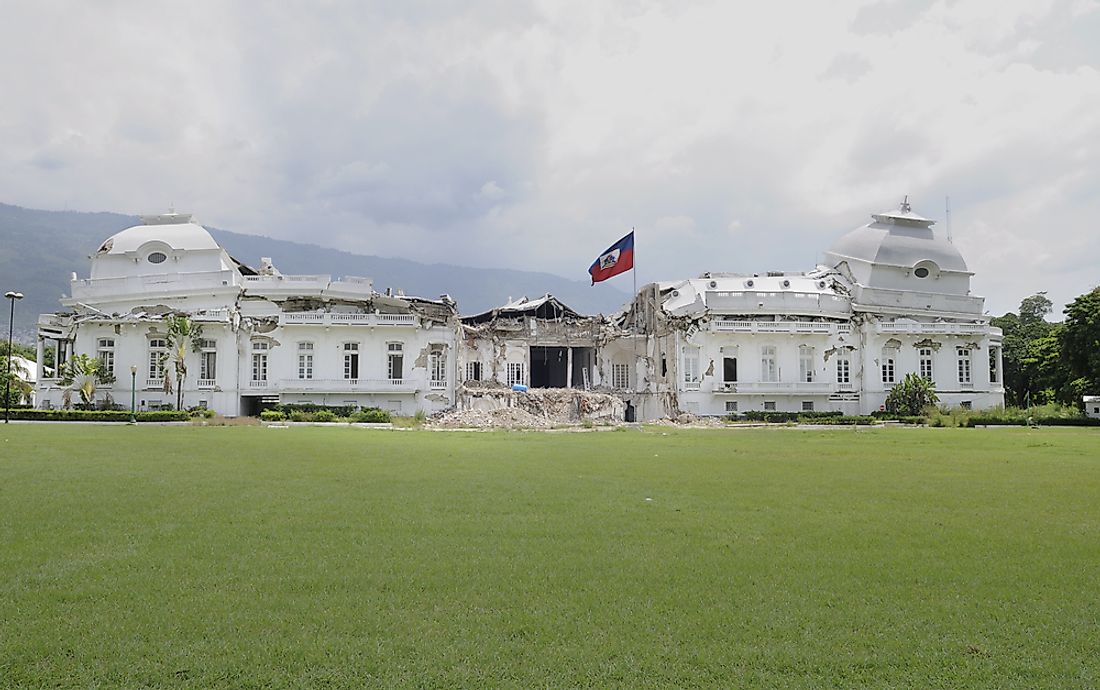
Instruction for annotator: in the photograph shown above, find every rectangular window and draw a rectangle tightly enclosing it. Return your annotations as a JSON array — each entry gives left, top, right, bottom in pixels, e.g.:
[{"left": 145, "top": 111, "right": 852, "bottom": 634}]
[
  {"left": 198, "top": 339, "right": 217, "bottom": 382},
  {"left": 723, "top": 357, "right": 738, "bottom": 382},
  {"left": 344, "top": 342, "right": 359, "bottom": 380},
  {"left": 298, "top": 342, "right": 314, "bottom": 380},
  {"left": 960, "top": 400, "right": 972, "bottom": 410},
  {"left": 919, "top": 348, "right": 934, "bottom": 381},
  {"left": 725, "top": 400, "right": 738, "bottom": 413},
  {"left": 251, "top": 353, "right": 267, "bottom": 382},
  {"left": 465, "top": 361, "right": 482, "bottom": 382},
  {"left": 387, "top": 342, "right": 403, "bottom": 381},
  {"left": 799, "top": 346, "right": 814, "bottom": 383},
  {"left": 836, "top": 356, "right": 850, "bottom": 385},
  {"left": 957, "top": 347, "right": 972, "bottom": 384},
  {"left": 682, "top": 346, "right": 700, "bottom": 386},
  {"left": 429, "top": 349, "right": 446, "bottom": 388},
  {"left": 802, "top": 401, "right": 814, "bottom": 412},
  {"left": 989, "top": 347, "right": 1000, "bottom": 383},
  {"left": 507, "top": 362, "right": 526, "bottom": 387},
  {"left": 148, "top": 338, "right": 167, "bottom": 380},
  {"left": 881, "top": 349, "right": 896, "bottom": 384},
  {"left": 97, "top": 337, "right": 115, "bottom": 377},
  {"left": 761, "top": 346, "right": 777, "bottom": 382},
  {"left": 200, "top": 351, "right": 217, "bottom": 381},
  {"left": 763, "top": 401, "right": 776, "bottom": 411},
  {"left": 611, "top": 363, "right": 630, "bottom": 390}
]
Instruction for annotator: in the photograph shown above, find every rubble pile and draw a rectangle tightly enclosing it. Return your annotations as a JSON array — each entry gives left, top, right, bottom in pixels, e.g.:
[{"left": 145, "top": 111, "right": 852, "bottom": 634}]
[
  {"left": 431, "top": 407, "right": 554, "bottom": 429},
  {"left": 435, "top": 386, "right": 628, "bottom": 428}
]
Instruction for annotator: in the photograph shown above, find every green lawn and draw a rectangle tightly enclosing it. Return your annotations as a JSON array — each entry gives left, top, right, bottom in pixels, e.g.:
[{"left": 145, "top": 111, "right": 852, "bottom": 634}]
[{"left": 1, "top": 424, "right": 1098, "bottom": 688}]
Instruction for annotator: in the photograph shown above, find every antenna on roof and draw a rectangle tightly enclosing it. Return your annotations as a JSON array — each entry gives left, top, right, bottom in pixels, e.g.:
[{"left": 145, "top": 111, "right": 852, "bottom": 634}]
[
  {"left": 946, "top": 196, "right": 952, "bottom": 243},
  {"left": 900, "top": 195, "right": 911, "bottom": 213}
]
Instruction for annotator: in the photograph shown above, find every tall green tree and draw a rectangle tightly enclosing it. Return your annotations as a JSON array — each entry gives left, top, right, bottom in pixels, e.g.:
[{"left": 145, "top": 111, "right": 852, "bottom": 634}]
[
  {"left": 1061, "top": 286, "right": 1100, "bottom": 400},
  {"left": 991, "top": 292, "right": 1065, "bottom": 406},
  {"left": 1, "top": 340, "right": 36, "bottom": 361}
]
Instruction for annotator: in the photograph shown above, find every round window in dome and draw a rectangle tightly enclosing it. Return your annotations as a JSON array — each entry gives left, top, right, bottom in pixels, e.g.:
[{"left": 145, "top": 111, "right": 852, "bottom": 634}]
[
  {"left": 147, "top": 252, "right": 167, "bottom": 264},
  {"left": 914, "top": 267, "right": 930, "bottom": 278}
]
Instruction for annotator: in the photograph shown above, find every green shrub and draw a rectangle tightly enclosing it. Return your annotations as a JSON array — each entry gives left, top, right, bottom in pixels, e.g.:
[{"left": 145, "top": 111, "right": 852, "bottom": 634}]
[
  {"left": 349, "top": 408, "right": 391, "bottom": 423},
  {"left": 885, "top": 373, "right": 939, "bottom": 416},
  {"left": 276, "top": 403, "right": 357, "bottom": 418},
  {"left": 260, "top": 409, "right": 286, "bottom": 422},
  {"left": 964, "top": 414, "right": 1099, "bottom": 427},
  {"left": 743, "top": 410, "right": 843, "bottom": 422},
  {"left": 313, "top": 410, "right": 337, "bottom": 423},
  {"left": 288, "top": 411, "right": 312, "bottom": 422},
  {"left": 809, "top": 415, "right": 877, "bottom": 425}
]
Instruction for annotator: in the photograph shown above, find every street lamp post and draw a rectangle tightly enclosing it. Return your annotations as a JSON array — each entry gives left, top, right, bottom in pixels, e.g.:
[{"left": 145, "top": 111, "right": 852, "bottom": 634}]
[
  {"left": 4, "top": 291, "right": 25, "bottom": 424},
  {"left": 130, "top": 365, "right": 138, "bottom": 424}
]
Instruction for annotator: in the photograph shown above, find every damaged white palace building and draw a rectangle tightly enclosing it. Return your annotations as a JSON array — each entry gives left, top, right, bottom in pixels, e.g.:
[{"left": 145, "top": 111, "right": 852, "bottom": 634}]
[{"left": 34, "top": 201, "right": 1004, "bottom": 419}]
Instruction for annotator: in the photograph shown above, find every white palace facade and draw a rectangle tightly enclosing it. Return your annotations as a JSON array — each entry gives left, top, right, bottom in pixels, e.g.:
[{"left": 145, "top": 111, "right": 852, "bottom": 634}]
[{"left": 33, "top": 201, "right": 1003, "bottom": 418}]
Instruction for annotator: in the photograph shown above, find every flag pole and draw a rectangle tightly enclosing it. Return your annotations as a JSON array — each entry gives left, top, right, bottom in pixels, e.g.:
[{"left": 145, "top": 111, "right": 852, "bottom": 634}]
[{"left": 631, "top": 227, "right": 639, "bottom": 399}]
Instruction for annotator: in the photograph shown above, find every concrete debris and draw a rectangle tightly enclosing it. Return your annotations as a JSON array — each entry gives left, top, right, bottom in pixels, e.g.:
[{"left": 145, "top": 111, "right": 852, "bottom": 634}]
[
  {"left": 435, "top": 386, "right": 628, "bottom": 428},
  {"left": 431, "top": 407, "right": 556, "bottom": 429}
]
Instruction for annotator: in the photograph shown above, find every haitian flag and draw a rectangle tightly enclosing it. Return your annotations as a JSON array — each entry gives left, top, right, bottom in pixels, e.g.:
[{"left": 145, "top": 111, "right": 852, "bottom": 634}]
[{"left": 589, "top": 231, "right": 635, "bottom": 284}]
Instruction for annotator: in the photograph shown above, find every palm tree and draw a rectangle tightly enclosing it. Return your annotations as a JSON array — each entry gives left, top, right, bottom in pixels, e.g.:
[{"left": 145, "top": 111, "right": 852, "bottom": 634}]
[
  {"left": 165, "top": 314, "right": 204, "bottom": 411},
  {"left": 59, "top": 353, "right": 103, "bottom": 409}
]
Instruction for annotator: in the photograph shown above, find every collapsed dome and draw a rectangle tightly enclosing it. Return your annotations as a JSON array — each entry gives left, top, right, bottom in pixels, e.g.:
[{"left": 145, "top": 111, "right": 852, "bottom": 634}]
[{"left": 96, "top": 213, "right": 220, "bottom": 256}]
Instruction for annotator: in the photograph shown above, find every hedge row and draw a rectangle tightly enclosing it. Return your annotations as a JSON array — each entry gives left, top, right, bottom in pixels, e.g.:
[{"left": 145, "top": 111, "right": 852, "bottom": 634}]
[
  {"left": 260, "top": 407, "right": 392, "bottom": 423},
  {"left": 7, "top": 409, "right": 190, "bottom": 422},
  {"left": 965, "top": 415, "right": 1100, "bottom": 427},
  {"left": 272, "top": 403, "right": 359, "bottom": 418},
  {"left": 741, "top": 410, "right": 844, "bottom": 423},
  {"left": 731, "top": 412, "right": 886, "bottom": 425}
]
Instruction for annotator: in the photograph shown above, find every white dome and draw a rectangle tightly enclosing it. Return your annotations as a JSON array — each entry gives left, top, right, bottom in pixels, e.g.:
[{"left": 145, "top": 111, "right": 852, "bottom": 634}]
[
  {"left": 97, "top": 214, "right": 219, "bottom": 255},
  {"left": 825, "top": 202, "right": 968, "bottom": 273}
]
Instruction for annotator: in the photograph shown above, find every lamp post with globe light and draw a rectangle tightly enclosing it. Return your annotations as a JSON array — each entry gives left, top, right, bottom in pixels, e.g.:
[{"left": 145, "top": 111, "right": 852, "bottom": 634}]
[{"left": 4, "top": 291, "right": 24, "bottom": 424}]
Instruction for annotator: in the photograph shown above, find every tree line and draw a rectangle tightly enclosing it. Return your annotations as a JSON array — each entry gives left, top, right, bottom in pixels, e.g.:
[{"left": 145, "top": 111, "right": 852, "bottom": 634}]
[{"left": 992, "top": 287, "right": 1100, "bottom": 407}]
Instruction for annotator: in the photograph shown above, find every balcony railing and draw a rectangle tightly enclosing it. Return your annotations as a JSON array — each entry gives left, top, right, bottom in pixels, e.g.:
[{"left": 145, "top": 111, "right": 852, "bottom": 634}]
[
  {"left": 706, "top": 291, "right": 851, "bottom": 316},
  {"left": 712, "top": 320, "right": 850, "bottom": 334},
  {"left": 145, "top": 378, "right": 164, "bottom": 389},
  {"left": 197, "top": 379, "right": 217, "bottom": 389},
  {"left": 248, "top": 380, "right": 269, "bottom": 388},
  {"left": 876, "top": 322, "right": 989, "bottom": 335},
  {"left": 279, "top": 378, "right": 418, "bottom": 393},
  {"left": 720, "top": 381, "right": 835, "bottom": 393},
  {"left": 279, "top": 312, "right": 419, "bottom": 327},
  {"left": 855, "top": 287, "right": 984, "bottom": 315}
]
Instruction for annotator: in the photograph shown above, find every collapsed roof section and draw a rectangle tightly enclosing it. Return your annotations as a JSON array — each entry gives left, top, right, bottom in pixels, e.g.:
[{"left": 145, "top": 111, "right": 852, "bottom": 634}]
[{"left": 461, "top": 294, "right": 583, "bottom": 325}]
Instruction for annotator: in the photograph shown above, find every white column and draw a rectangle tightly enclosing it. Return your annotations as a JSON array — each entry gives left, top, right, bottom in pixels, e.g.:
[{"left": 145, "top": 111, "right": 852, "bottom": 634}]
[
  {"left": 566, "top": 347, "right": 573, "bottom": 389},
  {"left": 36, "top": 337, "right": 45, "bottom": 380}
]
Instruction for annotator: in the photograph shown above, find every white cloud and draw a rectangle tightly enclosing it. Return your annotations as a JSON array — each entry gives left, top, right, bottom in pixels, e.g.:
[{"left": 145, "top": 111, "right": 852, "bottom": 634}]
[{"left": 0, "top": 0, "right": 1097, "bottom": 313}]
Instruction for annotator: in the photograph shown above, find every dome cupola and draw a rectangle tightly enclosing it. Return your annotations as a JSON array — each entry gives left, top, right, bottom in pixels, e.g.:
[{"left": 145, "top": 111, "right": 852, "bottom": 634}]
[{"left": 823, "top": 198, "right": 981, "bottom": 315}]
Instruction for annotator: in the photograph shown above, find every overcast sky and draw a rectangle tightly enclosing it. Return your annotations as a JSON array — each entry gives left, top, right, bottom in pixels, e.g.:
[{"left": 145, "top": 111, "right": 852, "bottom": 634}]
[{"left": 2, "top": 0, "right": 1098, "bottom": 315}]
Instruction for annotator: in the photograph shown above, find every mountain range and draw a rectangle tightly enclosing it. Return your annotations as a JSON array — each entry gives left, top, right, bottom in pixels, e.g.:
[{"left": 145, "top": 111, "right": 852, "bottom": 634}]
[{"left": 0, "top": 202, "right": 630, "bottom": 340}]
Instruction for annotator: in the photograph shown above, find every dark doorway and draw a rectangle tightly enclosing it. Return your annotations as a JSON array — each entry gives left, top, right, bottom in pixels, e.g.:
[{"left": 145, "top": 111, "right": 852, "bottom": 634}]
[
  {"left": 723, "top": 357, "right": 738, "bottom": 382},
  {"left": 240, "top": 396, "right": 262, "bottom": 417},
  {"left": 570, "top": 347, "right": 594, "bottom": 388},
  {"left": 530, "top": 346, "right": 568, "bottom": 388}
]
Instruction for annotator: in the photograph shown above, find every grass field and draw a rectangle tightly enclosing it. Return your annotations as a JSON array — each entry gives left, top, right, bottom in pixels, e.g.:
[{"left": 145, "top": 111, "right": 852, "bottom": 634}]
[{"left": 1, "top": 424, "right": 1098, "bottom": 688}]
